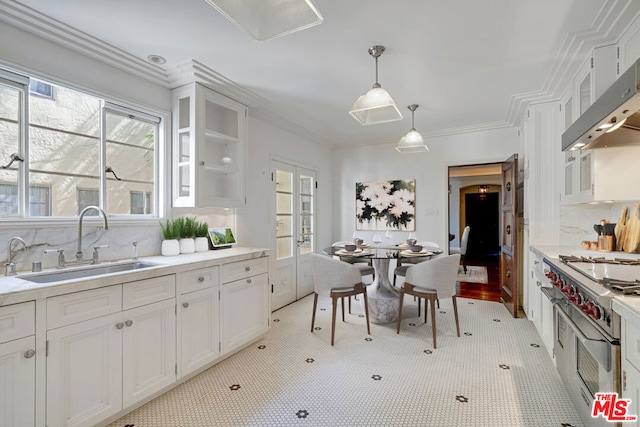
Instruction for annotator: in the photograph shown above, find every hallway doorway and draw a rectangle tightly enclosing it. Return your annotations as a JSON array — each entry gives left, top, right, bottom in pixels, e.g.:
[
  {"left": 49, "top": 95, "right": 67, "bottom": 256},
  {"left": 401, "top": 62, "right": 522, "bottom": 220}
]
[{"left": 448, "top": 164, "right": 502, "bottom": 302}]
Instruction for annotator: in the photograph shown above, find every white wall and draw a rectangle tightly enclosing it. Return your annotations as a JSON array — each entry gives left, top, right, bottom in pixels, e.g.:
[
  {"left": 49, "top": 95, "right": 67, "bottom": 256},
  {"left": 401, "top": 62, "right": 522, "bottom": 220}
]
[
  {"left": 236, "top": 116, "right": 333, "bottom": 251},
  {"left": 333, "top": 127, "right": 521, "bottom": 251}
]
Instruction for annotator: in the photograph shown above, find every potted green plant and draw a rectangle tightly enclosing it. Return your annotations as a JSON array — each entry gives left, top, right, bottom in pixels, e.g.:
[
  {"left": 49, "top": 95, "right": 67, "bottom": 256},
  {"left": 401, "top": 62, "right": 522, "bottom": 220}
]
[
  {"left": 178, "top": 216, "right": 197, "bottom": 254},
  {"left": 159, "top": 219, "right": 180, "bottom": 256},
  {"left": 195, "top": 221, "right": 210, "bottom": 252}
]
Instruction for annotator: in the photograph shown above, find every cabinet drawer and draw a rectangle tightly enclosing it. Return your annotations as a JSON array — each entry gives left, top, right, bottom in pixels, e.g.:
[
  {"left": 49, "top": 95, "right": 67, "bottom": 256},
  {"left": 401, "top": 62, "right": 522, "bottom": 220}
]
[
  {"left": 47, "top": 285, "right": 122, "bottom": 329},
  {"left": 221, "top": 257, "right": 268, "bottom": 284},
  {"left": 178, "top": 266, "right": 219, "bottom": 294},
  {"left": 123, "top": 274, "right": 176, "bottom": 310},
  {"left": 625, "top": 318, "right": 640, "bottom": 372},
  {"left": 0, "top": 301, "right": 35, "bottom": 343}
]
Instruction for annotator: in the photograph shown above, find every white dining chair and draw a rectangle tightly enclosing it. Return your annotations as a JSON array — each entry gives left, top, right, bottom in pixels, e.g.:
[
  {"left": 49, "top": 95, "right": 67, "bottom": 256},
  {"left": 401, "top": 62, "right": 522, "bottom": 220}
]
[
  {"left": 393, "top": 241, "right": 440, "bottom": 287},
  {"left": 309, "top": 253, "right": 371, "bottom": 345},
  {"left": 450, "top": 226, "right": 470, "bottom": 273},
  {"left": 396, "top": 254, "right": 461, "bottom": 349}
]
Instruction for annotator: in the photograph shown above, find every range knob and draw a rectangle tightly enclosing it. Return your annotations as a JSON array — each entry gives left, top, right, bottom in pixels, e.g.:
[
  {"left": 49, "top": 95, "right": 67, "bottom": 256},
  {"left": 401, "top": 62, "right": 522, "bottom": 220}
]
[
  {"left": 546, "top": 271, "right": 557, "bottom": 281},
  {"left": 589, "top": 304, "right": 602, "bottom": 321},
  {"left": 581, "top": 300, "right": 593, "bottom": 313},
  {"left": 569, "top": 292, "right": 583, "bottom": 305},
  {"left": 554, "top": 279, "right": 563, "bottom": 288}
]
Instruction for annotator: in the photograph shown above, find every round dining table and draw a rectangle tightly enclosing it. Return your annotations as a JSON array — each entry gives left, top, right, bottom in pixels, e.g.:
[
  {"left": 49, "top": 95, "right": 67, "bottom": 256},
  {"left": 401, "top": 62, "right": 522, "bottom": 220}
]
[{"left": 323, "top": 244, "right": 442, "bottom": 324}]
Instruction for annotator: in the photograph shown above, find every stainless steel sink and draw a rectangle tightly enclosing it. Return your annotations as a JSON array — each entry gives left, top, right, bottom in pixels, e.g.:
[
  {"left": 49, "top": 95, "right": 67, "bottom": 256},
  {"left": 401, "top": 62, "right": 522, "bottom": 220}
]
[{"left": 20, "top": 261, "right": 159, "bottom": 283}]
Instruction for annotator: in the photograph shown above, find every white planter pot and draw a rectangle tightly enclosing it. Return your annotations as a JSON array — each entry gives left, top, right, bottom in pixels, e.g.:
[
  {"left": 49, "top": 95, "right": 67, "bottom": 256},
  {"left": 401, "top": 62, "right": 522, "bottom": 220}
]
[
  {"left": 195, "top": 237, "right": 209, "bottom": 252},
  {"left": 161, "top": 239, "right": 180, "bottom": 256},
  {"left": 179, "top": 238, "right": 195, "bottom": 254}
]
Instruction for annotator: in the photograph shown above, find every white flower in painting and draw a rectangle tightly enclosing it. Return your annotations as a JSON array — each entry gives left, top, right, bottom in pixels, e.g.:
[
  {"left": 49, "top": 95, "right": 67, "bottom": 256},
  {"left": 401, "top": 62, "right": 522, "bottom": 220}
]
[
  {"left": 394, "top": 188, "right": 414, "bottom": 204},
  {"left": 389, "top": 197, "right": 412, "bottom": 218}
]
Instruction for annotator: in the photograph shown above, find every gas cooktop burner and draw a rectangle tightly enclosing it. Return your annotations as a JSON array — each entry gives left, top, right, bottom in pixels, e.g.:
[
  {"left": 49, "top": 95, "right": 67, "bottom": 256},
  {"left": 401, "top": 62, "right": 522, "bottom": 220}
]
[
  {"left": 559, "top": 255, "right": 640, "bottom": 265},
  {"left": 602, "top": 278, "right": 640, "bottom": 295}
]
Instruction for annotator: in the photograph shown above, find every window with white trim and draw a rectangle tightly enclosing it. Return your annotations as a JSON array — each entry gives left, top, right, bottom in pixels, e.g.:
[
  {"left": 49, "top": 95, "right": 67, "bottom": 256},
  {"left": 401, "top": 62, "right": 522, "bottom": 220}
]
[{"left": 0, "top": 68, "right": 161, "bottom": 219}]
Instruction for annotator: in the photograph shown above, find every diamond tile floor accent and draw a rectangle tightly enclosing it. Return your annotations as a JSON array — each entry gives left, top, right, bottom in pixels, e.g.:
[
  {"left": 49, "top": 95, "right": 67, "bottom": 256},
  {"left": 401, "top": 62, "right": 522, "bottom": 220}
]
[{"left": 109, "top": 294, "right": 585, "bottom": 426}]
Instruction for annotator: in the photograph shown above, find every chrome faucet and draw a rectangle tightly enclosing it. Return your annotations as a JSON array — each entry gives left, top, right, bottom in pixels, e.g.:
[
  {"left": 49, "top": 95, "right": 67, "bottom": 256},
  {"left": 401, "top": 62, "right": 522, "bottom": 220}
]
[
  {"left": 74, "top": 205, "right": 109, "bottom": 263},
  {"left": 5, "top": 237, "right": 27, "bottom": 276}
]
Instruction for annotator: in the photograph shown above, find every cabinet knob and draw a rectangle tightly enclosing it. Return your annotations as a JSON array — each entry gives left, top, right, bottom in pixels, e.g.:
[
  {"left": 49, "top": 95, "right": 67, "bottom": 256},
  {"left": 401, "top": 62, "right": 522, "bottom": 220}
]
[
  {"left": 199, "top": 160, "right": 205, "bottom": 166},
  {"left": 534, "top": 260, "right": 539, "bottom": 265},
  {"left": 198, "top": 276, "right": 205, "bottom": 283},
  {"left": 246, "top": 278, "right": 252, "bottom": 284},
  {"left": 116, "top": 322, "right": 124, "bottom": 329},
  {"left": 183, "top": 302, "right": 190, "bottom": 308},
  {"left": 23, "top": 349, "right": 35, "bottom": 359},
  {"left": 125, "top": 319, "right": 133, "bottom": 327},
  {"left": 506, "top": 268, "right": 511, "bottom": 278},
  {"left": 245, "top": 266, "right": 251, "bottom": 272}
]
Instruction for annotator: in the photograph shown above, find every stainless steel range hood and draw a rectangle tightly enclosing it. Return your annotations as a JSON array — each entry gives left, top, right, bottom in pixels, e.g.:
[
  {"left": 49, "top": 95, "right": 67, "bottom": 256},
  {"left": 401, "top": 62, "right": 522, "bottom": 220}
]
[{"left": 562, "top": 58, "right": 640, "bottom": 151}]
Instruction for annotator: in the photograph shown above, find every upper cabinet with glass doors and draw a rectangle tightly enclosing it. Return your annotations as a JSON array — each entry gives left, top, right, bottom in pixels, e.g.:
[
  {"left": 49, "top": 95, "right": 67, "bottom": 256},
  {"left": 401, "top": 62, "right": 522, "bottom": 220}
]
[
  {"left": 562, "top": 44, "right": 617, "bottom": 204},
  {"left": 171, "top": 83, "right": 247, "bottom": 208}
]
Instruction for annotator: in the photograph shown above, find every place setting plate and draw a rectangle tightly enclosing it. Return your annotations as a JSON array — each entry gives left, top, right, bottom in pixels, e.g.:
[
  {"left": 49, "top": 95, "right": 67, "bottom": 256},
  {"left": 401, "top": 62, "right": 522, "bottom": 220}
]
[{"left": 400, "top": 249, "right": 433, "bottom": 257}]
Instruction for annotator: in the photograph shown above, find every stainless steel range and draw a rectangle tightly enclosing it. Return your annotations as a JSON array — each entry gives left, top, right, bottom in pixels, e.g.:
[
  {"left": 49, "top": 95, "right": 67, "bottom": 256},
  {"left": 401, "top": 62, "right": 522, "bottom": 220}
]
[{"left": 542, "top": 254, "right": 640, "bottom": 427}]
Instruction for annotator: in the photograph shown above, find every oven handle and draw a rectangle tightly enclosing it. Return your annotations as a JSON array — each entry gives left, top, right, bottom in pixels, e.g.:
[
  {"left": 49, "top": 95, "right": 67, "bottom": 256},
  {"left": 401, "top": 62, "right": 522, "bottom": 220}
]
[
  {"left": 554, "top": 303, "right": 612, "bottom": 372},
  {"left": 540, "top": 287, "right": 562, "bottom": 304}
]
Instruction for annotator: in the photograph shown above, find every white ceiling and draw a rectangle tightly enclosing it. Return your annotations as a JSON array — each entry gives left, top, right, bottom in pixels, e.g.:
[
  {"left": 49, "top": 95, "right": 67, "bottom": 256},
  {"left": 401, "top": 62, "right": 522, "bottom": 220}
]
[{"left": 4, "top": 0, "right": 626, "bottom": 148}]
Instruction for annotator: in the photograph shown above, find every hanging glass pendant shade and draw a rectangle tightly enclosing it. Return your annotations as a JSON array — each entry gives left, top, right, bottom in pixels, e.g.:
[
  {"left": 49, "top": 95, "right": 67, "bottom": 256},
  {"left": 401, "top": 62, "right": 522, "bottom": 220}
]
[
  {"left": 205, "top": 0, "right": 323, "bottom": 41},
  {"left": 349, "top": 45, "right": 402, "bottom": 125},
  {"left": 396, "top": 104, "right": 428, "bottom": 153}
]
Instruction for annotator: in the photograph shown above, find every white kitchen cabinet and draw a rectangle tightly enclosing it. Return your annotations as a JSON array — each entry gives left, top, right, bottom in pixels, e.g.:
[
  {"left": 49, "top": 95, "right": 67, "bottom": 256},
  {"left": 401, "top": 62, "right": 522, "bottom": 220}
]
[
  {"left": 46, "top": 312, "right": 123, "bottom": 427},
  {"left": 122, "top": 298, "right": 176, "bottom": 407},
  {"left": 172, "top": 82, "right": 247, "bottom": 208},
  {"left": 0, "top": 302, "right": 36, "bottom": 427},
  {"left": 562, "top": 146, "right": 640, "bottom": 203},
  {"left": 177, "top": 267, "right": 220, "bottom": 378},
  {"left": 573, "top": 44, "right": 617, "bottom": 117},
  {"left": 525, "top": 250, "right": 554, "bottom": 359},
  {"left": 220, "top": 257, "right": 269, "bottom": 355},
  {"left": 621, "top": 313, "right": 640, "bottom": 426},
  {"left": 46, "top": 276, "right": 176, "bottom": 427},
  {"left": 618, "top": 12, "right": 640, "bottom": 76}
]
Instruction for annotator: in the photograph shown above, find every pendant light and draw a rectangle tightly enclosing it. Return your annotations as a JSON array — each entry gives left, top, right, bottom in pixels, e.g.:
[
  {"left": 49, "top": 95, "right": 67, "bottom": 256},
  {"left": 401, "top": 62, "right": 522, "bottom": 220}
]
[
  {"left": 349, "top": 45, "right": 403, "bottom": 125},
  {"left": 205, "top": 0, "right": 323, "bottom": 41},
  {"left": 396, "top": 104, "right": 428, "bottom": 153}
]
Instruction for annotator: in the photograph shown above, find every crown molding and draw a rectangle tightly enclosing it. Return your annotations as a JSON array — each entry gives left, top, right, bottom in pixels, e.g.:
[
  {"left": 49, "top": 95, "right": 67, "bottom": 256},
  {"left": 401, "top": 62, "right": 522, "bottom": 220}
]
[{"left": 0, "top": 0, "right": 171, "bottom": 86}]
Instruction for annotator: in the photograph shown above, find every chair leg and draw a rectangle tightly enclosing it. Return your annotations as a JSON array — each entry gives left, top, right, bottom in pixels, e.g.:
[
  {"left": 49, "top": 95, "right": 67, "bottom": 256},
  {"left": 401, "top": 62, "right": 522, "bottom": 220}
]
[
  {"left": 311, "top": 293, "right": 318, "bottom": 333},
  {"left": 462, "top": 254, "right": 467, "bottom": 274},
  {"left": 362, "top": 288, "right": 371, "bottom": 335},
  {"left": 452, "top": 295, "right": 460, "bottom": 337},
  {"left": 396, "top": 290, "right": 405, "bottom": 334},
  {"left": 424, "top": 298, "right": 428, "bottom": 324},
  {"left": 331, "top": 295, "right": 338, "bottom": 346},
  {"left": 348, "top": 296, "right": 352, "bottom": 314},
  {"left": 429, "top": 295, "right": 437, "bottom": 348},
  {"left": 417, "top": 297, "right": 421, "bottom": 317},
  {"left": 437, "top": 298, "right": 440, "bottom": 309},
  {"left": 393, "top": 274, "right": 397, "bottom": 287},
  {"left": 341, "top": 297, "right": 346, "bottom": 322}
]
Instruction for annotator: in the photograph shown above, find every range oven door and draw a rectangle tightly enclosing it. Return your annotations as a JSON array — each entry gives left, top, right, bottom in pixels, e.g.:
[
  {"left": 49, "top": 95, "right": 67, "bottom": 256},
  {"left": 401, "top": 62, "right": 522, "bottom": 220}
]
[{"left": 553, "top": 301, "right": 621, "bottom": 426}]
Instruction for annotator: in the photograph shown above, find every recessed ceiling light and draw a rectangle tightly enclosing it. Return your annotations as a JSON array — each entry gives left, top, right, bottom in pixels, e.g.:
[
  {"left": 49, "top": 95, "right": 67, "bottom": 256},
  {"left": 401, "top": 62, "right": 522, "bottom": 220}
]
[{"left": 147, "top": 54, "right": 167, "bottom": 65}]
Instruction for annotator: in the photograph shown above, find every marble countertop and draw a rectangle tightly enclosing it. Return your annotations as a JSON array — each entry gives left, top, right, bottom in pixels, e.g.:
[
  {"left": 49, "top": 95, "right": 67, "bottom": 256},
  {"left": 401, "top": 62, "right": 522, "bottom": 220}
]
[
  {"left": 530, "top": 244, "right": 640, "bottom": 321},
  {"left": 0, "top": 247, "right": 269, "bottom": 307}
]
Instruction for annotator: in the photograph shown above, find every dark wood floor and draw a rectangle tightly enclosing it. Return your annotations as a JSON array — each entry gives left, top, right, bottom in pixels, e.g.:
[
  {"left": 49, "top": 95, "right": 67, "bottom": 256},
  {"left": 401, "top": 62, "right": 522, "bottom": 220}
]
[{"left": 456, "top": 255, "right": 501, "bottom": 302}]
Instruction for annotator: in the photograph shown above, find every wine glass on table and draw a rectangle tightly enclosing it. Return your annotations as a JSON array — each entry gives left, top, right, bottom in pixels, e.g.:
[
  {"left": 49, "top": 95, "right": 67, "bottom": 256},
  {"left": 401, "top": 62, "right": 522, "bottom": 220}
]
[{"left": 373, "top": 234, "right": 382, "bottom": 247}]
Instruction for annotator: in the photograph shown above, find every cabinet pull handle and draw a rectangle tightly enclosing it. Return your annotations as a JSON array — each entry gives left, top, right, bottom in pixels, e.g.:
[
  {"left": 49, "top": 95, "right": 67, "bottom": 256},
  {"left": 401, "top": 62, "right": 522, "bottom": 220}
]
[
  {"left": 23, "top": 349, "right": 35, "bottom": 359},
  {"left": 116, "top": 322, "right": 124, "bottom": 329},
  {"left": 183, "top": 302, "right": 189, "bottom": 308},
  {"left": 247, "top": 278, "right": 252, "bottom": 283},
  {"left": 245, "top": 266, "right": 251, "bottom": 271},
  {"left": 534, "top": 260, "right": 539, "bottom": 265},
  {"left": 198, "top": 276, "right": 205, "bottom": 282},
  {"left": 125, "top": 320, "right": 133, "bottom": 327},
  {"left": 506, "top": 225, "right": 511, "bottom": 235}
]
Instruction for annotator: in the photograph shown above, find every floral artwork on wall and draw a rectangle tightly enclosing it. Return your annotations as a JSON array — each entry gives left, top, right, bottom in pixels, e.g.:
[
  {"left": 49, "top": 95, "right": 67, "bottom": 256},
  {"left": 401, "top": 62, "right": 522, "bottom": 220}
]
[{"left": 356, "top": 179, "right": 416, "bottom": 231}]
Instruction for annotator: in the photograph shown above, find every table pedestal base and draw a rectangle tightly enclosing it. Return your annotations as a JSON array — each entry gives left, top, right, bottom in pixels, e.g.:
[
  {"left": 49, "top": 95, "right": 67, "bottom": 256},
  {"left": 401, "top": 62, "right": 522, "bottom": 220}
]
[{"left": 363, "top": 286, "right": 400, "bottom": 324}]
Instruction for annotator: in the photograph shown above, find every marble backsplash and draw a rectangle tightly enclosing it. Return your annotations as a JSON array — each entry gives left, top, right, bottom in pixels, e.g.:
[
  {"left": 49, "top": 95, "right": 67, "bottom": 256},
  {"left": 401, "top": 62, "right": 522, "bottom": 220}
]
[
  {"left": 1, "top": 208, "right": 235, "bottom": 274},
  {"left": 560, "top": 202, "right": 640, "bottom": 248}
]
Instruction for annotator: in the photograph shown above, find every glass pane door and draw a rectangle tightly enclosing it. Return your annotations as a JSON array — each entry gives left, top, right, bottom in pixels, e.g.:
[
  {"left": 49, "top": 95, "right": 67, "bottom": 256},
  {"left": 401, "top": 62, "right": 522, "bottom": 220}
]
[
  {"left": 276, "top": 169, "right": 293, "bottom": 261},
  {"left": 299, "top": 173, "right": 314, "bottom": 255}
]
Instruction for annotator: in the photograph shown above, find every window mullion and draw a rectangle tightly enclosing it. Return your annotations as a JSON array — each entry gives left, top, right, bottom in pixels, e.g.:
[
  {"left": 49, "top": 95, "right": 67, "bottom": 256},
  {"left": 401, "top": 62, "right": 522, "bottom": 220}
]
[{"left": 100, "top": 101, "right": 107, "bottom": 211}]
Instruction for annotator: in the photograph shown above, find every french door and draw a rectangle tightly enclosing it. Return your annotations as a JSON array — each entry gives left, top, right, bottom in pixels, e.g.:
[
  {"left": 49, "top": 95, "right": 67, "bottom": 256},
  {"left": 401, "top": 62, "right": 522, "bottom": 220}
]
[{"left": 271, "top": 160, "right": 316, "bottom": 311}]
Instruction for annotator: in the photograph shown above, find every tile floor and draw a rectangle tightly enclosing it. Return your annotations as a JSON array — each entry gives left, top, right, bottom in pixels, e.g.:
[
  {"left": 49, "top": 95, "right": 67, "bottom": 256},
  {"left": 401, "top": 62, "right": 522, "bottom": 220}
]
[{"left": 109, "top": 294, "right": 585, "bottom": 426}]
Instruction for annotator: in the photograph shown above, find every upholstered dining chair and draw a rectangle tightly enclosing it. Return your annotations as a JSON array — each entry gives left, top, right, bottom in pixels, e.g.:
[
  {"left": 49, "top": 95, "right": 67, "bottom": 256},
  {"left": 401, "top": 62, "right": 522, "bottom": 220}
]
[
  {"left": 393, "top": 241, "right": 441, "bottom": 311},
  {"left": 393, "top": 241, "right": 440, "bottom": 287},
  {"left": 450, "top": 226, "right": 470, "bottom": 273},
  {"left": 396, "top": 254, "right": 461, "bottom": 349},
  {"left": 309, "top": 253, "right": 371, "bottom": 345}
]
